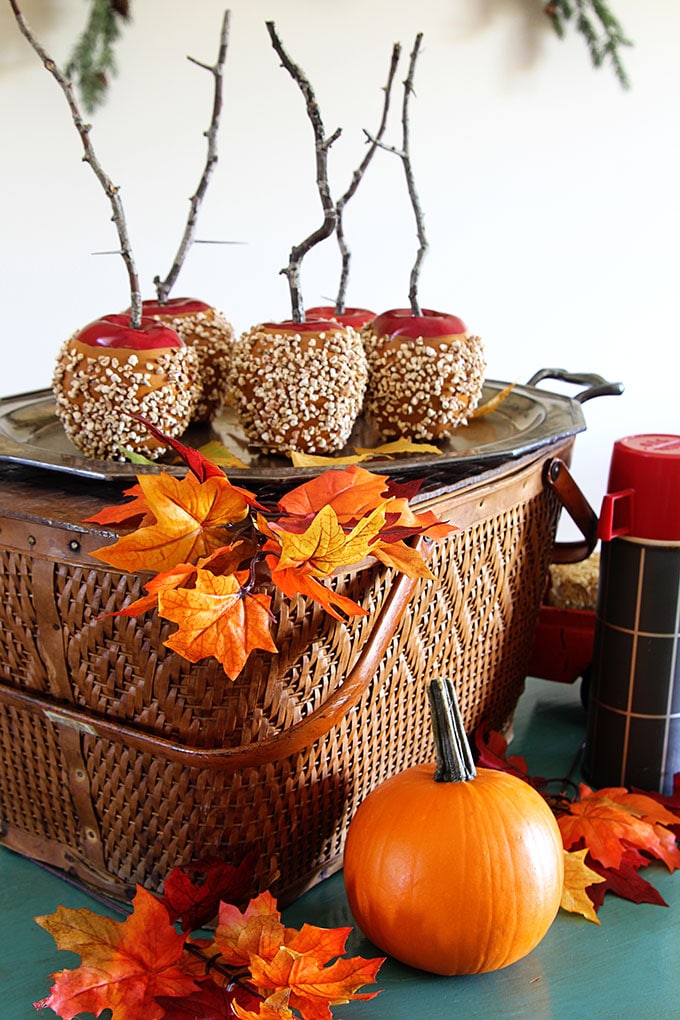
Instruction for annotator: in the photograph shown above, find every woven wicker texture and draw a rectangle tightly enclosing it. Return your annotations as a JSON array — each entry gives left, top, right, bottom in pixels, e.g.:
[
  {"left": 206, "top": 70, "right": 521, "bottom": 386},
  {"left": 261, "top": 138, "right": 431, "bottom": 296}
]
[{"left": 0, "top": 447, "right": 566, "bottom": 903}]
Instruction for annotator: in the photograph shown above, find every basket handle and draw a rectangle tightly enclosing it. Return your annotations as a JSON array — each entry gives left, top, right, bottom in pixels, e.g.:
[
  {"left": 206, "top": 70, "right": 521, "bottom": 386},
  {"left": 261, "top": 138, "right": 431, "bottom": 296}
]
[
  {"left": 0, "top": 547, "right": 426, "bottom": 772},
  {"left": 544, "top": 457, "right": 599, "bottom": 564}
]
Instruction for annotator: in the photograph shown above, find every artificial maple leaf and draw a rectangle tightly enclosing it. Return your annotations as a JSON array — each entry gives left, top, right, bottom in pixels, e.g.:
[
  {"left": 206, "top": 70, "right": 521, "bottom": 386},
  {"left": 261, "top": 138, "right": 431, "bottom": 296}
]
[
  {"left": 104, "top": 561, "right": 199, "bottom": 620},
  {"left": 271, "top": 503, "right": 386, "bottom": 578},
  {"left": 197, "top": 440, "right": 249, "bottom": 470},
  {"left": 470, "top": 381, "right": 515, "bottom": 418},
  {"left": 276, "top": 465, "right": 390, "bottom": 525},
  {"left": 160, "top": 568, "right": 277, "bottom": 680},
  {"left": 133, "top": 415, "right": 228, "bottom": 481},
  {"left": 249, "top": 944, "right": 384, "bottom": 1020},
  {"left": 558, "top": 783, "right": 680, "bottom": 872},
  {"left": 159, "top": 852, "right": 258, "bottom": 932},
  {"left": 370, "top": 537, "right": 434, "bottom": 579},
  {"left": 584, "top": 846, "right": 670, "bottom": 909},
  {"left": 232, "top": 987, "right": 295, "bottom": 1020},
  {"left": 83, "top": 482, "right": 150, "bottom": 526},
  {"left": 92, "top": 471, "right": 251, "bottom": 575},
  {"left": 155, "top": 977, "right": 239, "bottom": 1020},
  {"left": 214, "top": 891, "right": 295, "bottom": 969},
  {"left": 265, "top": 563, "right": 368, "bottom": 622},
  {"left": 561, "top": 848, "right": 606, "bottom": 924},
  {"left": 35, "top": 886, "right": 197, "bottom": 1020},
  {"left": 353, "top": 437, "right": 442, "bottom": 457},
  {"left": 473, "top": 726, "right": 535, "bottom": 783}
]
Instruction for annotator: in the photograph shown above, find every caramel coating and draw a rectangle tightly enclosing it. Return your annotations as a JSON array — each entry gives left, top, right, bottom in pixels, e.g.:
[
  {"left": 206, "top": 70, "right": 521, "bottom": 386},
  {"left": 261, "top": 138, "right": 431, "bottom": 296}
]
[
  {"left": 52, "top": 337, "right": 200, "bottom": 460},
  {"left": 229, "top": 323, "right": 368, "bottom": 455},
  {"left": 362, "top": 327, "right": 486, "bottom": 440},
  {"left": 148, "top": 306, "right": 235, "bottom": 422}
]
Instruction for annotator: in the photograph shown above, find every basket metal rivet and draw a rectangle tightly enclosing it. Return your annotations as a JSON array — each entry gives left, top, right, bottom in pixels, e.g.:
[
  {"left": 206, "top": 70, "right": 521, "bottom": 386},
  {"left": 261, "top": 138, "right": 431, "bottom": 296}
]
[
  {"left": 28, "top": 535, "right": 36, "bottom": 546},
  {"left": 68, "top": 539, "right": 81, "bottom": 552},
  {"left": 85, "top": 828, "right": 97, "bottom": 841},
  {"left": 75, "top": 769, "right": 85, "bottom": 781}
]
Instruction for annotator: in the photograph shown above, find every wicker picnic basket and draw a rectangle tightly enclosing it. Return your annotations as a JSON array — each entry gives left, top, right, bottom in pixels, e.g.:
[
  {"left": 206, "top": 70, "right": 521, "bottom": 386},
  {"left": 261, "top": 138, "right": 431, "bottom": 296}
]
[{"left": 0, "top": 378, "right": 606, "bottom": 905}]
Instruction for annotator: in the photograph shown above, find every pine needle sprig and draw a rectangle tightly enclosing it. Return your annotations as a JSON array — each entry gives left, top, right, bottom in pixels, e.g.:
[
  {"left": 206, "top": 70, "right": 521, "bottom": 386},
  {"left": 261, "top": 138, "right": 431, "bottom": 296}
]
[
  {"left": 66, "top": 0, "right": 131, "bottom": 114},
  {"left": 545, "top": 0, "right": 633, "bottom": 89}
]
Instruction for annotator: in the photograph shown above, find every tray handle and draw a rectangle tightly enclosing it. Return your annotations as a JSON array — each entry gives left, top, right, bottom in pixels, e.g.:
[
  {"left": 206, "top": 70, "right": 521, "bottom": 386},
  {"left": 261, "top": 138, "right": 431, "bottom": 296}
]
[
  {"left": 0, "top": 545, "right": 426, "bottom": 772},
  {"left": 527, "top": 368, "right": 624, "bottom": 403}
]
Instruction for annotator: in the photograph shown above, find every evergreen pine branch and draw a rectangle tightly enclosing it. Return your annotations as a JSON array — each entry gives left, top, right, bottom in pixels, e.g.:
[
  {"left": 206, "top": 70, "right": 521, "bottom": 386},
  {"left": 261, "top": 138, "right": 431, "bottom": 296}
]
[
  {"left": 545, "top": 0, "right": 632, "bottom": 88},
  {"left": 66, "top": 0, "right": 131, "bottom": 114}
]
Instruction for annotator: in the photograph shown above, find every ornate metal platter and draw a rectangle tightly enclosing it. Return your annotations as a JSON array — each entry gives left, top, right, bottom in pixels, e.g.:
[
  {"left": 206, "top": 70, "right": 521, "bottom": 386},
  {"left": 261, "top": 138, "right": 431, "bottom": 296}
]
[{"left": 0, "top": 380, "right": 588, "bottom": 487}]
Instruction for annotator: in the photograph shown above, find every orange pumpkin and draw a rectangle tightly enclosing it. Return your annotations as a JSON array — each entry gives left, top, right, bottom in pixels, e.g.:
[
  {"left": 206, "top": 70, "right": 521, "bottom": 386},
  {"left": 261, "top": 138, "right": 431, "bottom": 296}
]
[{"left": 343, "top": 678, "right": 564, "bottom": 975}]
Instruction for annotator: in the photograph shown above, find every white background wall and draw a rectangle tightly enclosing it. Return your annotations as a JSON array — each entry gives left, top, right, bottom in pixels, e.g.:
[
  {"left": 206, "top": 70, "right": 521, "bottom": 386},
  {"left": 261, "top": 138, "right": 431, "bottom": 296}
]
[{"left": 1, "top": 0, "right": 677, "bottom": 530}]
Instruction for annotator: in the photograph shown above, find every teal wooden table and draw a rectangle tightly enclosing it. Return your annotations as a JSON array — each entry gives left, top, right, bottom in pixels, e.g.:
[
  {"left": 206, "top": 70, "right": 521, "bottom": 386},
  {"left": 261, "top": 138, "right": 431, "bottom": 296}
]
[{"left": 2, "top": 677, "right": 679, "bottom": 1019}]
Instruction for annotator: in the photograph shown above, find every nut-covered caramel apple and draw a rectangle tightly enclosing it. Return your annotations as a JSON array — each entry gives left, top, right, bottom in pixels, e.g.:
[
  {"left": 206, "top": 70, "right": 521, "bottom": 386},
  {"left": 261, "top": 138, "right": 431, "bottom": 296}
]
[
  {"left": 136, "top": 297, "right": 235, "bottom": 423},
  {"left": 52, "top": 314, "right": 200, "bottom": 460},
  {"left": 362, "top": 308, "right": 486, "bottom": 440},
  {"left": 306, "top": 306, "right": 376, "bottom": 330},
  {"left": 229, "top": 318, "right": 368, "bottom": 455}
]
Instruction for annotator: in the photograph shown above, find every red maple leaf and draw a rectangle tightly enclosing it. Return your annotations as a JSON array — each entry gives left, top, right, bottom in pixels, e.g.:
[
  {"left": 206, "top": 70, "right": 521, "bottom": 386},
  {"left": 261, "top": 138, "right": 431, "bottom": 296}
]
[
  {"left": 159, "top": 853, "right": 258, "bottom": 932},
  {"left": 35, "top": 886, "right": 197, "bottom": 1020}
]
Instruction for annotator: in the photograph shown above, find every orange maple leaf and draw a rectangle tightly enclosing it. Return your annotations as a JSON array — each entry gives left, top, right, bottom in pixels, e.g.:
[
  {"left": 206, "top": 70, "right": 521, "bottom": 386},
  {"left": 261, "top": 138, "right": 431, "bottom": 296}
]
[
  {"left": 265, "top": 564, "right": 369, "bottom": 622},
  {"left": 560, "top": 848, "right": 607, "bottom": 924},
  {"left": 159, "top": 567, "right": 277, "bottom": 679},
  {"left": 232, "top": 987, "right": 296, "bottom": 1020},
  {"left": 558, "top": 783, "right": 680, "bottom": 872},
  {"left": 249, "top": 944, "right": 383, "bottom": 1020},
  {"left": 213, "top": 891, "right": 295, "bottom": 970},
  {"left": 83, "top": 483, "right": 150, "bottom": 526},
  {"left": 371, "top": 537, "right": 434, "bottom": 579},
  {"left": 34, "top": 886, "right": 197, "bottom": 1020},
  {"left": 276, "top": 464, "right": 390, "bottom": 525},
  {"left": 92, "top": 472, "right": 251, "bottom": 576}
]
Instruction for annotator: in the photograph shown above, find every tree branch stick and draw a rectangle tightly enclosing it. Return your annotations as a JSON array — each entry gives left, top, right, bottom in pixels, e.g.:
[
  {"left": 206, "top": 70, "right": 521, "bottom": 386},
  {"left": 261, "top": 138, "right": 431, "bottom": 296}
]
[
  {"left": 9, "top": 0, "right": 143, "bottom": 327},
  {"left": 266, "top": 21, "right": 341, "bottom": 322},
  {"left": 334, "top": 42, "right": 401, "bottom": 314},
  {"left": 401, "top": 33, "right": 428, "bottom": 315},
  {"left": 154, "top": 9, "right": 231, "bottom": 304}
]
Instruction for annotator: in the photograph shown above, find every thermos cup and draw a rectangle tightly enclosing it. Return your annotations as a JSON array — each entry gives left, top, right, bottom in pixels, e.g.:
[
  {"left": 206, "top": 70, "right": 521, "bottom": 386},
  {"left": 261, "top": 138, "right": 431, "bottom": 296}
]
[{"left": 584, "top": 434, "right": 680, "bottom": 795}]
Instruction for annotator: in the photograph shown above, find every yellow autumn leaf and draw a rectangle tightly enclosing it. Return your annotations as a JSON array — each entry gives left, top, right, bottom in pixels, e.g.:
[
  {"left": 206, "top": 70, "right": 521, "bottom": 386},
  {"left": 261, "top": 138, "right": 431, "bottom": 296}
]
[
  {"left": 197, "top": 440, "right": 249, "bottom": 469},
  {"left": 471, "top": 382, "right": 516, "bottom": 418},
  {"left": 274, "top": 503, "right": 386, "bottom": 578},
  {"left": 560, "top": 848, "right": 606, "bottom": 924}
]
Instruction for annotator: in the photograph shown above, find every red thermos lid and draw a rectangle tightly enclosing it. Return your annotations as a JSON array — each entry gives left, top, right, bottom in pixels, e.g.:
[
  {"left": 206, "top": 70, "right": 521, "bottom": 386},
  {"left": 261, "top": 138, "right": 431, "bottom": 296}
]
[{"left": 598, "top": 434, "right": 680, "bottom": 542}]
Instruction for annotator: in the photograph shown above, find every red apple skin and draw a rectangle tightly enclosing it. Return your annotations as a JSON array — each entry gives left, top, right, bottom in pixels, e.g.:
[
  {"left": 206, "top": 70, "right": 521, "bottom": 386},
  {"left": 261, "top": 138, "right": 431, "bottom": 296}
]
[
  {"left": 306, "top": 305, "right": 376, "bottom": 329},
  {"left": 139, "top": 297, "right": 212, "bottom": 317},
  {"left": 371, "top": 308, "right": 467, "bottom": 338},
  {"left": 74, "top": 314, "right": 185, "bottom": 350},
  {"left": 260, "top": 318, "right": 344, "bottom": 333}
]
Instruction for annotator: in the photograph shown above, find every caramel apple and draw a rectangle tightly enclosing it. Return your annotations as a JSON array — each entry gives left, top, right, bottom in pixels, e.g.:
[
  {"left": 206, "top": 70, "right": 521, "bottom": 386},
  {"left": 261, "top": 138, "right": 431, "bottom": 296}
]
[
  {"left": 306, "top": 306, "right": 376, "bottom": 330},
  {"left": 52, "top": 314, "right": 200, "bottom": 461},
  {"left": 361, "top": 308, "right": 486, "bottom": 440},
  {"left": 137, "top": 297, "right": 235, "bottom": 422},
  {"left": 229, "top": 318, "right": 368, "bottom": 455}
]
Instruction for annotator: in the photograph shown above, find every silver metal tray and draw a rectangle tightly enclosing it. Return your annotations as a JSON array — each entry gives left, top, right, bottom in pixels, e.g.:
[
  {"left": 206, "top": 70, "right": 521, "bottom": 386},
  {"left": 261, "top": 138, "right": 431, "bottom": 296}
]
[{"left": 0, "top": 382, "right": 585, "bottom": 485}]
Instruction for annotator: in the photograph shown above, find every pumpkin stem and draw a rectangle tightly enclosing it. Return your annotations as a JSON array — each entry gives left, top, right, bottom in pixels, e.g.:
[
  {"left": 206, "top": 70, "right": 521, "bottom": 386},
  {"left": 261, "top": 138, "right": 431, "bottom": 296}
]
[{"left": 428, "top": 679, "right": 477, "bottom": 783}]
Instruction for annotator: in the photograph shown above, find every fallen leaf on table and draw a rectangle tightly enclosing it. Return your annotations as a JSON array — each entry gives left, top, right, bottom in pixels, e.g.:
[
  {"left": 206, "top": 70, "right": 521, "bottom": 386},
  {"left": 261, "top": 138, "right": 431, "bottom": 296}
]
[
  {"left": 35, "top": 887, "right": 196, "bottom": 1020},
  {"left": 558, "top": 783, "right": 680, "bottom": 872},
  {"left": 159, "top": 853, "right": 258, "bottom": 932},
  {"left": 561, "top": 848, "right": 606, "bottom": 924}
]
